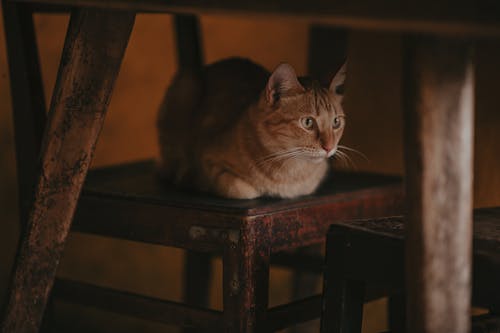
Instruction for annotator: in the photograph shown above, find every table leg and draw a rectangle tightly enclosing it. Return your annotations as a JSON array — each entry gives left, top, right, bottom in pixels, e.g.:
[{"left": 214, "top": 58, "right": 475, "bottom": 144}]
[
  {"left": 223, "top": 225, "right": 271, "bottom": 333},
  {"left": 1, "top": 9, "right": 135, "bottom": 333},
  {"left": 2, "top": 1, "right": 47, "bottom": 228},
  {"left": 403, "top": 36, "right": 475, "bottom": 333}
]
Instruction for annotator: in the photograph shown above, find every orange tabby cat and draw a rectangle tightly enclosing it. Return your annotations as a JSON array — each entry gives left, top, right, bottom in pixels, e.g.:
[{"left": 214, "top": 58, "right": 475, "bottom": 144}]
[{"left": 157, "top": 58, "right": 346, "bottom": 199}]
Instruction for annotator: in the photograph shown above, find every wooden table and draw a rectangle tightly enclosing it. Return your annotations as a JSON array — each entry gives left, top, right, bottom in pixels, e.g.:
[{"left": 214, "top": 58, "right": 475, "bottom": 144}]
[{"left": 2, "top": 1, "right": 500, "bottom": 332}]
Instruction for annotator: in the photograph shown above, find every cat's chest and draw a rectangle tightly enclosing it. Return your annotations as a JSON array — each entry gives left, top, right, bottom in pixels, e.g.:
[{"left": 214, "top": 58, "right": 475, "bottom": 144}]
[{"left": 255, "top": 160, "right": 328, "bottom": 198}]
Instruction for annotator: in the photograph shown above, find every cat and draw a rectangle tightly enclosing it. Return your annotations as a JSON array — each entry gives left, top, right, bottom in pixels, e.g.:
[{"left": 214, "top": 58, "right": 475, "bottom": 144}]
[{"left": 157, "top": 57, "right": 346, "bottom": 199}]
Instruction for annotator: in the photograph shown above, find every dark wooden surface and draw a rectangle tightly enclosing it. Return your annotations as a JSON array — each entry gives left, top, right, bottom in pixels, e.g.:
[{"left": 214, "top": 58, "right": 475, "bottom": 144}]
[
  {"left": 1, "top": 9, "right": 135, "bottom": 333},
  {"left": 336, "top": 209, "right": 500, "bottom": 304},
  {"left": 174, "top": 14, "right": 203, "bottom": 71},
  {"left": 471, "top": 314, "right": 500, "bottom": 333},
  {"left": 8, "top": 0, "right": 500, "bottom": 36},
  {"left": 80, "top": 160, "right": 403, "bottom": 216},
  {"left": 222, "top": 222, "right": 271, "bottom": 332},
  {"left": 172, "top": 15, "right": 211, "bottom": 333},
  {"left": 266, "top": 295, "right": 322, "bottom": 332},
  {"left": 403, "top": 36, "right": 475, "bottom": 333},
  {"left": 321, "top": 228, "right": 365, "bottom": 333},
  {"left": 71, "top": 160, "right": 404, "bottom": 252},
  {"left": 2, "top": 1, "right": 47, "bottom": 228},
  {"left": 53, "top": 279, "right": 223, "bottom": 331},
  {"left": 321, "top": 208, "right": 500, "bottom": 332}
]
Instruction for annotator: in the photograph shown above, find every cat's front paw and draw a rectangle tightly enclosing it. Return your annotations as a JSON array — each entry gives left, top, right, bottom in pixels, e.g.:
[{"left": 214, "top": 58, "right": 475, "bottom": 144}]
[{"left": 215, "top": 174, "right": 260, "bottom": 199}]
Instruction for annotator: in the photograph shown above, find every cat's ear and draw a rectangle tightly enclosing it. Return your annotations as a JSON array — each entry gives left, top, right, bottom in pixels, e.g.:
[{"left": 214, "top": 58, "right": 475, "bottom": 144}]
[
  {"left": 266, "top": 63, "right": 305, "bottom": 106},
  {"left": 329, "top": 62, "right": 347, "bottom": 102}
]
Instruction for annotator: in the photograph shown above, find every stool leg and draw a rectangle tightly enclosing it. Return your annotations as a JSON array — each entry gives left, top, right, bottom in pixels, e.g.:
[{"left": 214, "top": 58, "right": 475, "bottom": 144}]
[
  {"left": 388, "top": 294, "right": 406, "bottom": 333},
  {"left": 1, "top": 9, "right": 135, "bottom": 333},
  {"left": 1, "top": 0, "right": 47, "bottom": 229},
  {"left": 321, "top": 231, "right": 365, "bottom": 333},
  {"left": 183, "top": 251, "right": 212, "bottom": 333},
  {"left": 223, "top": 226, "right": 271, "bottom": 333},
  {"left": 290, "top": 244, "right": 322, "bottom": 333}
]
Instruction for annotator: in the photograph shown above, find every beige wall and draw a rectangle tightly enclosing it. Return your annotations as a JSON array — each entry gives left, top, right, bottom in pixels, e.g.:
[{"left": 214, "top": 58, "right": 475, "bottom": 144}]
[{"left": 1, "top": 10, "right": 500, "bottom": 332}]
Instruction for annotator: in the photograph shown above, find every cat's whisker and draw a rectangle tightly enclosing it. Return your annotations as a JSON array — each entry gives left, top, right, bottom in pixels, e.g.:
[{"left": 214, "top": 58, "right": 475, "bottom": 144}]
[
  {"left": 257, "top": 148, "right": 303, "bottom": 164},
  {"left": 256, "top": 148, "right": 306, "bottom": 168},
  {"left": 334, "top": 150, "right": 357, "bottom": 170},
  {"left": 333, "top": 152, "right": 348, "bottom": 168},
  {"left": 337, "top": 145, "right": 369, "bottom": 162}
]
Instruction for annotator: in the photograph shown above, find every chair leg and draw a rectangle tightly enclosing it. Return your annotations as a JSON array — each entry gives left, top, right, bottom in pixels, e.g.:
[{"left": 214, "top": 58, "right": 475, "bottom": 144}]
[
  {"left": 174, "top": 14, "right": 203, "bottom": 71},
  {"left": 290, "top": 244, "right": 322, "bottom": 333},
  {"left": 307, "top": 24, "right": 348, "bottom": 85},
  {"left": 0, "top": 9, "right": 135, "bottom": 333},
  {"left": 388, "top": 294, "right": 406, "bottom": 333},
  {"left": 321, "top": 231, "right": 365, "bottom": 333},
  {"left": 175, "top": 14, "right": 208, "bottom": 333},
  {"left": 223, "top": 226, "right": 271, "bottom": 333},
  {"left": 2, "top": 0, "right": 47, "bottom": 229},
  {"left": 183, "top": 251, "right": 213, "bottom": 333}
]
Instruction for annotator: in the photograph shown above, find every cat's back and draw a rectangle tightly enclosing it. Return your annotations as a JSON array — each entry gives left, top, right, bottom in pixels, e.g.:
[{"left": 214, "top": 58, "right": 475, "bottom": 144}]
[
  {"left": 195, "top": 58, "right": 269, "bottom": 132},
  {"left": 202, "top": 57, "right": 269, "bottom": 93},
  {"left": 157, "top": 58, "right": 269, "bottom": 184}
]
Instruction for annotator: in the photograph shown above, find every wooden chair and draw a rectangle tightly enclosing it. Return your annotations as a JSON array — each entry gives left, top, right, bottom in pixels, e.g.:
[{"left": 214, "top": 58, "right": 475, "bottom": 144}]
[
  {"left": 320, "top": 207, "right": 500, "bottom": 333},
  {"left": 1, "top": 3, "right": 405, "bottom": 332}
]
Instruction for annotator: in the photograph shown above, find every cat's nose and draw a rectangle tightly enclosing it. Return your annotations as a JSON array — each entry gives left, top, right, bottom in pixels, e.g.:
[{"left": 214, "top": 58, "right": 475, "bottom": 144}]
[{"left": 322, "top": 144, "right": 334, "bottom": 153}]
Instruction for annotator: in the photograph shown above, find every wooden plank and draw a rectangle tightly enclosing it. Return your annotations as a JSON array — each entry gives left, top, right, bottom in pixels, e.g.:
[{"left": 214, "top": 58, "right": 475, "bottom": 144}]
[
  {"left": 0, "top": 9, "right": 135, "bottom": 333},
  {"left": 268, "top": 185, "right": 404, "bottom": 252},
  {"left": 321, "top": 228, "right": 365, "bottom": 333},
  {"left": 223, "top": 222, "right": 271, "bottom": 332},
  {"left": 174, "top": 14, "right": 203, "bottom": 71},
  {"left": 77, "top": 159, "right": 403, "bottom": 217},
  {"left": 267, "top": 295, "right": 322, "bottom": 332},
  {"left": 52, "top": 279, "right": 223, "bottom": 331},
  {"left": 173, "top": 16, "right": 210, "bottom": 333},
  {"left": 307, "top": 25, "right": 348, "bottom": 85},
  {"left": 73, "top": 195, "right": 241, "bottom": 252},
  {"left": 2, "top": 0, "right": 47, "bottom": 228},
  {"left": 403, "top": 36, "right": 475, "bottom": 333},
  {"left": 8, "top": 0, "right": 500, "bottom": 36}
]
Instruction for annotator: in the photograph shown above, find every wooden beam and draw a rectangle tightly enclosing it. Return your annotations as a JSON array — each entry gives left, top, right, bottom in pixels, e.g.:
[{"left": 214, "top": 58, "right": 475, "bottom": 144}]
[
  {"left": 403, "top": 36, "right": 475, "bottom": 333},
  {"left": 8, "top": 0, "right": 500, "bottom": 36},
  {"left": 267, "top": 295, "right": 322, "bottom": 332},
  {"left": 52, "top": 279, "right": 223, "bottom": 330},
  {"left": 2, "top": 0, "right": 47, "bottom": 228},
  {"left": 1, "top": 9, "right": 135, "bottom": 333},
  {"left": 174, "top": 14, "right": 203, "bottom": 71}
]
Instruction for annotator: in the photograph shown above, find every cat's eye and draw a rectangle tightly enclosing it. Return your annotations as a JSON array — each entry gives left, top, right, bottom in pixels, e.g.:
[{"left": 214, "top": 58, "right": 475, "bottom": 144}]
[
  {"left": 332, "top": 116, "right": 343, "bottom": 129},
  {"left": 301, "top": 117, "right": 315, "bottom": 130}
]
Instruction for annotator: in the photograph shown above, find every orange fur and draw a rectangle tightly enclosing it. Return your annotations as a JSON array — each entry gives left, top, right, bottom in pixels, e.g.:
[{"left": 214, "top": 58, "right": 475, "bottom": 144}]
[{"left": 157, "top": 58, "right": 346, "bottom": 199}]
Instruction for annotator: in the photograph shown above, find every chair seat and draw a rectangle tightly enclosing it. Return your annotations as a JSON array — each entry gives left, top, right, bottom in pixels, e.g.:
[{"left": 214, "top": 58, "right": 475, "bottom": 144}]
[
  {"left": 328, "top": 208, "right": 500, "bottom": 307},
  {"left": 73, "top": 159, "right": 404, "bottom": 252}
]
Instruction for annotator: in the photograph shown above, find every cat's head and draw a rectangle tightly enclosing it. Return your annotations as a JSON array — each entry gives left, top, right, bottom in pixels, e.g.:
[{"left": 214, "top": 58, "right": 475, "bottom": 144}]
[{"left": 257, "top": 62, "right": 346, "bottom": 163}]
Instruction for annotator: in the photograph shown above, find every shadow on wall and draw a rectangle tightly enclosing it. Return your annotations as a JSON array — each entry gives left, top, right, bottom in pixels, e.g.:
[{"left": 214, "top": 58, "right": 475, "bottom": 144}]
[{"left": 1, "top": 10, "right": 500, "bottom": 333}]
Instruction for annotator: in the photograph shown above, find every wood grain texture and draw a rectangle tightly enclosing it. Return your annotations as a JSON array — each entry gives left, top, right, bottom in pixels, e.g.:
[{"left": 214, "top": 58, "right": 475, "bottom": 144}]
[
  {"left": 52, "top": 279, "right": 223, "bottom": 331},
  {"left": 223, "top": 221, "right": 271, "bottom": 333},
  {"left": 321, "top": 229, "right": 365, "bottom": 333},
  {"left": 9, "top": 0, "right": 500, "bottom": 36},
  {"left": 2, "top": 1, "right": 47, "bottom": 228},
  {"left": 266, "top": 295, "right": 322, "bottom": 332},
  {"left": 321, "top": 210, "right": 500, "bottom": 332},
  {"left": 1, "top": 9, "right": 135, "bottom": 333},
  {"left": 174, "top": 14, "right": 203, "bottom": 71},
  {"left": 69, "top": 161, "right": 404, "bottom": 252},
  {"left": 403, "top": 36, "right": 475, "bottom": 333}
]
